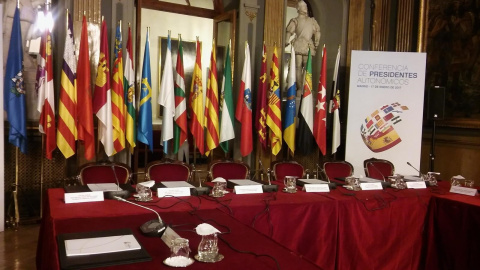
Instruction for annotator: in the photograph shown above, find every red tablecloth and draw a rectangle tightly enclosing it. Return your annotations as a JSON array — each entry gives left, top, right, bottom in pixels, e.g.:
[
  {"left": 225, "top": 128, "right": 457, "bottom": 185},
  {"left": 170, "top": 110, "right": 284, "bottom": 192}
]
[
  {"left": 36, "top": 190, "right": 321, "bottom": 270},
  {"left": 423, "top": 182, "right": 480, "bottom": 270}
]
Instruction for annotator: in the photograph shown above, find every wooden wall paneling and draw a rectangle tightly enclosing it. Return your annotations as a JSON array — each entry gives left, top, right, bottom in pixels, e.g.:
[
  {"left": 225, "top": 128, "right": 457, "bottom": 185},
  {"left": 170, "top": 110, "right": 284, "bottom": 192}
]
[
  {"left": 370, "top": 0, "right": 390, "bottom": 51},
  {"left": 346, "top": 0, "right": 365, "bottom": 68},
  {"left": 396, "top": 0, "right": 414, "bottom": 52},
  {"left": 73, "top": 0, "right": 101, "bottom": 23},
  {"left": 261, "top": 0, "right": 285, "bottom": 168}
]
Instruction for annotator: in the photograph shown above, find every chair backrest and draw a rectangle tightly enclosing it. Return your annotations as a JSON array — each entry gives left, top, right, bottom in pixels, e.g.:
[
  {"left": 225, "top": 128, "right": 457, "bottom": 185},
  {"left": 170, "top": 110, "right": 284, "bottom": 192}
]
[
  {"left": 209, "top": 160, "right": 250, "bottom": 181},
  {"left": 364, "top": 158, "right": 395, "bottom": 180},
  {"left": 78, "top": 162, "right": 131, "bottom": 185},
  {"left": 145, "top": 159, "right": 191, "bottom": 183},
  {"left": 323, "top": 161, "right": 354, "bottom": 182},
  {"left": 272, "top": 161, "right": 304, "bottom": 182}
]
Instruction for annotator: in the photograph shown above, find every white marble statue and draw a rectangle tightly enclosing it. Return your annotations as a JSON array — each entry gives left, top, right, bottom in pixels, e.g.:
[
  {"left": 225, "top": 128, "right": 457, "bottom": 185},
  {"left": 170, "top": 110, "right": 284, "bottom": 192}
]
[{"left": 285, "top": 0, "right": 321, "bottom": 93}]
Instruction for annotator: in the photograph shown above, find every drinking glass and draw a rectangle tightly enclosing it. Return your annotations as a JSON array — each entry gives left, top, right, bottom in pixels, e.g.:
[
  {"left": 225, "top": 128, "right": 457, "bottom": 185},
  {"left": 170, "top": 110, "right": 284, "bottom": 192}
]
[
  {"left": 170, "top": 238, "right": 191, "bottom": 259},
  {"left": 135, "top": 184, "right": 152, "bottom": 201},
  {"left": 283, "top": 176, "right": 297, "bottom": 193},
  {"left": 464, "top": 179, "right": 475, "bottom": 188},
  {"left": 450, "top": 176, "right": 462, "bottom": 187},
  {"left": 197, "top": 233, "right": 219, "bottom": 262},
  {"left": 211, "top": 182, "right": 226, "bottom": 197},
  {"left": 345, "top": 176, "right": 361, "bottom": 191}
]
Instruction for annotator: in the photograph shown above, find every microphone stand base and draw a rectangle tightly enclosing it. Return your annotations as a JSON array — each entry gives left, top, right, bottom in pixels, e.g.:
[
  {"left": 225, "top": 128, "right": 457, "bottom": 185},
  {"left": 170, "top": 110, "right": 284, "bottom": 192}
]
[
  {"left": 262, "top": 184, "right": 278, "bottom": 193},
  {"left": 193, "top": 186, "right": 211, "bottom": 196}
]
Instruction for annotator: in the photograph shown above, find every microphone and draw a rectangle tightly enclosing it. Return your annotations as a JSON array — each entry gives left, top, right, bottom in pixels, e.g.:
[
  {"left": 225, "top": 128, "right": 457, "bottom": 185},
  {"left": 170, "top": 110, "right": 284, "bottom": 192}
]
[
  {"left": 191, "top": 164, "right": 210, "bottom": 196},
  {"left": 103, "top": 163, "right": 131, "bottom": 200},
  {"left": 114, "top": 196, "right": 166, "bottom": 237},
  {"left": 407, "top": 162, "right": 422, "bottom": 177},
  {"left": 366, "top": 162, "right": 391, "bottom": 187},
  {"left": 259, "top": 160, "right": 277, "bottom": 192},
  {"left": 316, "top": 164, "right": 337, "bottom": 189}
]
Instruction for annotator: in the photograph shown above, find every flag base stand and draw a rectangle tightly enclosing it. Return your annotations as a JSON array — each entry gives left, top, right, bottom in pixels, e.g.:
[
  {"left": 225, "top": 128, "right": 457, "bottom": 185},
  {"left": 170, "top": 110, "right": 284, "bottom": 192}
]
[
  {"left": 262, "top": 184, "right": 278, "bottom": 193},
  {"left": 193, "top": 186, "right": 211, "bottom": 196}
]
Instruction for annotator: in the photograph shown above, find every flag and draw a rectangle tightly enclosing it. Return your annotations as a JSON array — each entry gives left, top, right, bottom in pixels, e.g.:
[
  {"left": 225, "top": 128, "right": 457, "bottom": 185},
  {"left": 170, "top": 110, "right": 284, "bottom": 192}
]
[
  {"left": 204, "top": 39, "right": 219, "bottom": 156},
  {"left": 173, "top": 36, "right": 188, "bottom": 154},
  {"left": 4, "top": 7, "right": 27, "bottom": 153},
  {"left": 235, "top": 42, "right": 253, "bottom": 157},
  {"left": 158, "top": 33, "right": 175, "bottom": 154},
  {"left": 76, "top": 15, "right": 95, "bottom": 160},
  {"left": 138, "top": 28, "right": 153, "bottom": 151},
  {"left": 124, "top": 25, "right": 136, "bottom": 152},
  {"left": 189, "top": 39, "right": 205, "bottom": 155},
  {"left": 36, "top": 23, "right": 56, "bottom": 159},
  {"left": 57, "top": 11, "right": 77, "bottom": 158},
  {"left": 330, "top": 45, "right": 341, "bottom": 154},
  {"left": 219, "top": 40, "right": 235, "bottom": 153},
  {"left": 255, "top": 43, "right": 268, "bottom": 150},
  {"left": 111, "top": 21, "right": 126, "bottom": 153},
  {"left": 266, "top": 45, "right": 282, "bottom": 155},
  {"left": 284, "top": 46, "right": 296, "bottom": 154},
  {"left": 93, "top": 20, "right": 113, "bottom": 156},
  {"left": 297, "top": 49, "right": 314, "bottom": 155},
  {"left": 314, "top": 46, "right": 327, "bottom": 155}
]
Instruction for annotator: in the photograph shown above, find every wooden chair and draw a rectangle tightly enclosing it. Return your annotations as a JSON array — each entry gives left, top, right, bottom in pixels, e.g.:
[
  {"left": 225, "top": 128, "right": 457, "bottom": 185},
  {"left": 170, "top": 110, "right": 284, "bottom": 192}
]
[
  {"left": 364, "top": 158, "right": 395, "bottom": 180},
  {"left": 208, "top": 160, "right": 250, "bottom": 181},
  {"left": 272, "top": 160, "right": 304, "bottom": 182},
  {"left": 323, "top": 161, "right": 354, "bottom": 183},
  {"left": 78, "top": 161, "right": 131, "bottom": 185},
  {"left": 145, "top": 159, "right": 192, "bottom": 183}
]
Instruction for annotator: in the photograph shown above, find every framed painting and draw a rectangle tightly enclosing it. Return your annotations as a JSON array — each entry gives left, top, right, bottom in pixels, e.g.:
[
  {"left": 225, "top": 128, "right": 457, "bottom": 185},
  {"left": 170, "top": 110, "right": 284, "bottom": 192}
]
[{"left": 425, "top": 0, "right": 480, "bottom": 128}]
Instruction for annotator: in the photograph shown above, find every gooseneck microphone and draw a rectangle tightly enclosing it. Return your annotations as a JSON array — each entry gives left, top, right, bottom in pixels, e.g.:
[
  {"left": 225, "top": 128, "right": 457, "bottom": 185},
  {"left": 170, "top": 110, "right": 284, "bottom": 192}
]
[
  {"left": 259, "top": 160, "right": 271, "bottom": 185},
  {"left": 407, "top": 162, "right": 422, "bottom": 177},
  {"left": 103, "top": 163, "right": 131, "bottom": 199},
  {"left": 367, "top": 162, "right": 391, "bottom": 187},
  {"left": 316, "top": 164, "right": 328, "bottom": 182},
  {"left": 114, "top": 196, "right": 166, "bottom": 237}
]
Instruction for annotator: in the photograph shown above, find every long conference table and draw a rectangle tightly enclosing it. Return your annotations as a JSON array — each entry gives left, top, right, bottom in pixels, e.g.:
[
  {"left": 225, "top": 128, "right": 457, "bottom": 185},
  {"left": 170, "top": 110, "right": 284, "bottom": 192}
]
[{"left": 36, "top": 180, "right": 479, "bottom": 270}]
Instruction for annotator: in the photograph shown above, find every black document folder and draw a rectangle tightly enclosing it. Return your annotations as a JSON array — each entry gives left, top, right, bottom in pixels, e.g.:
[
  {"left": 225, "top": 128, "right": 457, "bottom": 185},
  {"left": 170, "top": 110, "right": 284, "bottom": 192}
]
[{"left": 57, "top": 228, "right": 151, "bottom": 270}]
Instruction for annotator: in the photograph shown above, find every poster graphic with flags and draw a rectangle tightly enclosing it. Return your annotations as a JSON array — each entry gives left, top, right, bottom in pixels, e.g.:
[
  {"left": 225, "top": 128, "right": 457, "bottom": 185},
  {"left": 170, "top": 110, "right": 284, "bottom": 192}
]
[
  {"left": 255, "top": 44, "right": 268, "bottom": 150},
  {"left": 4, "top": 7, "right": 27, "bottom": 153},
  {"left": 138, "top": 28, "right": 153, "bottom": 151},
  {"left": 158, "top": 33, "right": 175, "bottom": 154},
  {"left": 57, "top": 11, "right": 77, "bottom": 158},
  {"left": 266, "top": 45, "right": 282, "bottom": 155},
  {"left": 124, "top": 26, "right": 136, "bottom": 152},
  {"left": 219, "top": 41, "right": 235, "bottom": 153},
  {"left": 284, "top": 46, "right": 296, "bottom": 154},
  {"left": 346, "top": 50, "right": 426, "bottom": 176},
  {"left": 314, "top": 46, "right": 327, "bottom": 155},
  {"left": 174, "top": 37, "right": 188, "bottom": 154},
  {"left": 235, "top": 42, "right": 252, "bottom": 157},
  {"left": 76, "top": 15, "right": 95, "bottom": 160},
  {"left": 36, "top": 23, "right": 56, "bottom": 159},
  {"left": 297, "top": 49, "right": 314, "bottom": 155}
]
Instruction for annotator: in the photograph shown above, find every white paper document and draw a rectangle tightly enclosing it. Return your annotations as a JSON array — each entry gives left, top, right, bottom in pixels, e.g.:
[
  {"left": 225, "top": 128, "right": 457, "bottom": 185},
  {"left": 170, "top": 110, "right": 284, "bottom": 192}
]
[
  {"left": 161, "top": 181, "right": 195, "bottom": 188},
  {"left": 65, "top": 234, "right": 141, "bottom": 256},
  {"left": 228, "top": 179, "right": 260, "bottom": 186},
  {"left": 298, "top": 179, "right": 330, "bottom": 184},
  {"left": 87, "top": 183, "right": 120, "bottom": 192}
]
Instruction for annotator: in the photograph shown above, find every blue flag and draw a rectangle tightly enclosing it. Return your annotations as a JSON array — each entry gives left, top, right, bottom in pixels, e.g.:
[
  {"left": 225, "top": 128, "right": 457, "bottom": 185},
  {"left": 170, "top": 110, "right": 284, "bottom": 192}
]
[
  {"left": 4, "top": 8, "right": 27, "bottom": 153},
  {"left": 137, "top": 29, "right": 153, "bottom": 151}
]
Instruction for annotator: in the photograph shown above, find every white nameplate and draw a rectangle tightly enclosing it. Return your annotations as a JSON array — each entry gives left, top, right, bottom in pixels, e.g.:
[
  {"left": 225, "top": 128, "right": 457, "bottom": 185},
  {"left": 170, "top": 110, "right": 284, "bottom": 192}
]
[
  {"left": 234, "top": 185, "right": 263, "bottom": 194},
  {"left": 360, "top": 182, "right": 383, "bottom": 190},
  {"left": 157, "top": 187, "right": 191, "bottom": 197},
  {"left": 450, "top": 186, "right": 478, "bottom": 196},
  {"left": 160, "top": 226, "right": 181, "bottom": 248},
  {"left": 65, "top": 191, "right": 104, "bottom": 204},
  {"left": 304, "top": 184, "right": 330, "bottom": 192},
  {"left": 406, "top": 181, "right": 427, "bottom": 189}
]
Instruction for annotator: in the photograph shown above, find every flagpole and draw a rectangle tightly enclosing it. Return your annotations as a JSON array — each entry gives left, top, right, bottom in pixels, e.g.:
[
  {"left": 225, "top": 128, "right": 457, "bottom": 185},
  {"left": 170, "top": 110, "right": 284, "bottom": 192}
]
[{"left": 14, "top": 147, "right": 20, "bottom": 227}]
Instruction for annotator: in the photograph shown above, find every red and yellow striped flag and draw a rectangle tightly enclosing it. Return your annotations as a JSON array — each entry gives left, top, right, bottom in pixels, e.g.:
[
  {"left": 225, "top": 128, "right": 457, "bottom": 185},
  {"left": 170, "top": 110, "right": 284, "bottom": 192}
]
[
  {"left": 204, "top": 39, "right": 220, "bottom": 156},
  {"left": 111, "top": 21, "right": 125, "bottom": 153},
  {"left": 266, "top": 45, "right": 282, "bottom": 155},
  {"left": 57, "top": 11, "right": 77, "bottom": 158},
  {"left": 189, "top": 39, "right": 205, "bottom": 155}
]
